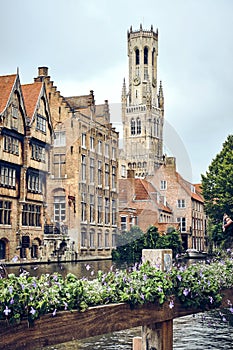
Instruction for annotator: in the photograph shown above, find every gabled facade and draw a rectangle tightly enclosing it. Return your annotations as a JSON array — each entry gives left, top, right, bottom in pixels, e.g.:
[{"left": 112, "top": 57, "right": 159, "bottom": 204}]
[
  {"left": 34, "top": 67, "right": 119, "bottom": 261},
  {"left": 149, "top": 157, "right": 207, "bottom": 251},
  {"left": 0, "top": 72, "right": 53, "bottom": 262},
  {"left": 119, "top": 170, "right": 175, "bottom": 233}
]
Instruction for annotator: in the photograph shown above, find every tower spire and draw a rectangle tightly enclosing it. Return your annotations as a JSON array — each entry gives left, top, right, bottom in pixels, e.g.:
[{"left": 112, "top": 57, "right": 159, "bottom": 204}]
[
  {"left": 121, "top": 78, "right": 127, "bottom": 101},
  {"left": 158, "top": 81, "right": 164, "bottom": 110}
]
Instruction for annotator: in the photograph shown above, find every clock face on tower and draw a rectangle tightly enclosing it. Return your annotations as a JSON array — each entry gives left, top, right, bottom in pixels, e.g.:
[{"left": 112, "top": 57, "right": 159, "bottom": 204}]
[{"left": 133, "top": 76, "right": 141, "bottom": 86}]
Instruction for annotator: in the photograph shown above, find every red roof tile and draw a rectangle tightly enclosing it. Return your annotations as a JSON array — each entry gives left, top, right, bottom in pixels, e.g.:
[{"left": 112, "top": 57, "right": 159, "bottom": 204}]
[
  {"left": 0, "top": 74, "right": 17, "bottom": 114},
  {"left": 22, "top": 82, "right": 43, "bottom": 119},
  {"left": 134, "top": 179, "right": 150, "bottom": 200}
]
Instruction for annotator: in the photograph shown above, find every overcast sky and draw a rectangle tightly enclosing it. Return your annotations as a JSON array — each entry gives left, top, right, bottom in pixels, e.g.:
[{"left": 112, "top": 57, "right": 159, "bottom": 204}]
[{"left": 1, "top": 0, "right": 233, "bottom": 183}]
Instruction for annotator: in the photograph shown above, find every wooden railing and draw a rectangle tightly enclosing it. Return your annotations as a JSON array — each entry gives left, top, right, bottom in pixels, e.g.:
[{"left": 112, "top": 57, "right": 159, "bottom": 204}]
[{"left": 0, "top": 288, "right": 232, "bottom": 350}]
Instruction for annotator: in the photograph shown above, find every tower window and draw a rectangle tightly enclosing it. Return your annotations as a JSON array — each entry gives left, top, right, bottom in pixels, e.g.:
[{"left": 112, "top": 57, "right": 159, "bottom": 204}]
[
  {"left": 144, "top": 47, "right": 148, "bottom": 65},
  {"left": 136, "top": 118, "right": 141, "bottom": 134},
  {"left": 152, "top": 48, "right": 155, "bottom": 66},
  {"left": 131, "top": 119, "right": 136, "bottom": 135},
  {"left": 135, "top": 49, "right": 140, "bottom": 65}
]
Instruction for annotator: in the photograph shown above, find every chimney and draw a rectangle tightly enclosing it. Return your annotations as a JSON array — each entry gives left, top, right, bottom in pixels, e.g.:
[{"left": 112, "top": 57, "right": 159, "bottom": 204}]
[
  {"left": 38, "top": 66, "right": 48, "bottom": 77},
  {"left": 165, "top": 157, "right": 176, "bottom": 170},
  {"left": 127, "top": 169, "right": 135, "bottom": 178}
]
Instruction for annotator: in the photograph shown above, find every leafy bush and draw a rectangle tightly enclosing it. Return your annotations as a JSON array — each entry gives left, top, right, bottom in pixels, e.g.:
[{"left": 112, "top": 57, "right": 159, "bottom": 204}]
[{"left": 1, "top": 253, "right": 233, "bottom": 326}]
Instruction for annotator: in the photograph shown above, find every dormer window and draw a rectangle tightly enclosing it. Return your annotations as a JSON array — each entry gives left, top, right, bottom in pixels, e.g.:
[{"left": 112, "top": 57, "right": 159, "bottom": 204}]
[
  {"left": 36, "top": 114, "right": 46, "bottom": 133},
  {"left": 191, "top": 185, "right": 196, "bottom": 193}
]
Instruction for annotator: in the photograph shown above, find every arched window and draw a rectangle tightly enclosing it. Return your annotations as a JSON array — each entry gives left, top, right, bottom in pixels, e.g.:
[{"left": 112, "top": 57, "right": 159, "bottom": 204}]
[
  {"left": 81, "top": 228, "right": 87, "bottom": 247},
  {"left": 136, "top": 118, "right": 141, "bottom": 134},
  {"left": 152, "top": 48, "right": 155, "bottom": 66},
  {"left": 31, "top": 238, "right": 40, "bottom": 259},
  {"left": 144, "top": 47, "right": 148, "bottom": 65},
  {"left": 131, "top": 119, "right": 136, "bottom": 135},
  {"left": 0, "top": 239, "right": 6, "bottom": 260},
  {"left": 135, "top": 49, "right": 140, "bottom": 65}
]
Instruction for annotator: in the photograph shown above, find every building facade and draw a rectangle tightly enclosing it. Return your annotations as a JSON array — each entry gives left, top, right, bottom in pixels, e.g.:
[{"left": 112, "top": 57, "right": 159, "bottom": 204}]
[
  {"left": 149, "top": 157, "right": 207, "bottom": 251},
  {"left": 35, "top": 67, "right": 119, "bottom": 261},
  {"left": 119, "top": 170, "right": 174, "bottom": 233},
  {"left": 120, "top": 25, "right": 164, "bottom": 178},
  {"left": 0, "top": 72, "right": 53, "bottom": 262}
]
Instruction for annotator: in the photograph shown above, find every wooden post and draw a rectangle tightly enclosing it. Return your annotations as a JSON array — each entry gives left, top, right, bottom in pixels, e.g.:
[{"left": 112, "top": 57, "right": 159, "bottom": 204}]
[
  {"left": 133, "top": 336, "right": 142, "bottom": 350},
  {"left": 142, "top": 249, "right": 172, "bottom": 272},
  {"left": 141, "top": 320, "right": 173, "bottom": 350},
  {"left": 140, "top": 249, "right": 173, "bottom": 350}
]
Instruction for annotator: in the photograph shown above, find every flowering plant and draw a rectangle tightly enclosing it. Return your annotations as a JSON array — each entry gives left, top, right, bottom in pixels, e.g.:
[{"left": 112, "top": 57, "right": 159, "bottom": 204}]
[{"left": 0, "top": 256, "right": 233, "bottom": 326}]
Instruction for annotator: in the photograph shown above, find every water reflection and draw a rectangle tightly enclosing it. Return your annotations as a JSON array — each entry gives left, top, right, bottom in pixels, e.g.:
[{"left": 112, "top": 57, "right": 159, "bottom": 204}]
[
  {"left": 6, "top": 260, "right": 114, "bottom": 279},
  {"left": 45, "top": 312, "right": 233, "bottom": 350}
]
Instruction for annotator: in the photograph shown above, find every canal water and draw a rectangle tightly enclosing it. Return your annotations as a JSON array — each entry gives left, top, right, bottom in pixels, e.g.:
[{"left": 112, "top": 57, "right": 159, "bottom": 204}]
[{"left": 6, "top": 260, "right": 233, "bottom": 349}]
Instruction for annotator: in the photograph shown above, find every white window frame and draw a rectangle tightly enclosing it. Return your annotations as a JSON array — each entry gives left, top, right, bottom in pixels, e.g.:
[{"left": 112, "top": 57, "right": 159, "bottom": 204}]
[
  {"left": 177, "top": 199, "right": 186, "bottom": 208},
  {"left": 54, "top": 131, "right": 66, "bottom": 147}
]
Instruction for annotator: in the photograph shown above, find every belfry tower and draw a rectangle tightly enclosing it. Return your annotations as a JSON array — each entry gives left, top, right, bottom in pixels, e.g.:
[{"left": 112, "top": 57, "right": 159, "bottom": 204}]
[{"left": 121, "top": 24, "right": 164, "bottom": 178}]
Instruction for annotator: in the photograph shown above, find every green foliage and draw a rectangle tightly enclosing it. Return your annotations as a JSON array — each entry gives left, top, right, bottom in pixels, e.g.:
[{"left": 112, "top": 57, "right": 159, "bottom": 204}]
[
  {"left": 112, "top": 226, "right": 144, "bottom": 262},
  {"left": 201, "top": 135, "right": 233, "bottom": 248},
  {"left": 1, "top": 254, "right": 233, "bottom": 326},
  {"left": 112, "top": 226, "right": 183, "bottom": 263},
  {"left": 201, "top": 135, "right": 233, "bottom": 221}
]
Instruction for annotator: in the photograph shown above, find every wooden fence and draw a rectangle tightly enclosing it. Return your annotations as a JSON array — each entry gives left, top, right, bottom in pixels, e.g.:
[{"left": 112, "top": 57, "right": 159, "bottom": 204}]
[{"left": 0, "top": 288, "right": 232, "bottom": 350}]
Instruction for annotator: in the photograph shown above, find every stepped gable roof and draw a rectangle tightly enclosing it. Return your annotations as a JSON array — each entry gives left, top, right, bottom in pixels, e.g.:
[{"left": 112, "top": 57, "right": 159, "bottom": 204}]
[
  {"left": 95, "top": 104, "right": 105, "bottom": 116},
  {"left": 21, "top": 82, "right": 43, "bottom": 119},
  {"left": 65, "top": 94, "right": 92, "bottom": 109},
  {"left": 0, "top": 74, "right": 17, "bottom": 114}
]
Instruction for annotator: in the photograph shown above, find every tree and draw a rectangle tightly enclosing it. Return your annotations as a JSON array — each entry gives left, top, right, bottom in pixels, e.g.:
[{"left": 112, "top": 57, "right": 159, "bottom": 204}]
[
  {"left": 112, "top": 226, "right": 144, "bottom": 262},
  {"left": 112, "top": 225, "right": 183, "bottom": 262},
  {"left": 156, "top": 229, "right": 183, "bottom": 257},
  {"left": 201, "top": 135, "right": 233, "bottom": 247},
  {"left": 144, "top": 226, "right": 160, "bottom": 249}
]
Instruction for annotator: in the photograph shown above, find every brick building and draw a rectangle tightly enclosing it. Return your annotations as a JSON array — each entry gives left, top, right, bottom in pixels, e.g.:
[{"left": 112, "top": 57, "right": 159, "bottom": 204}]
[
  {"left": 148, "top": 157, "right": 207, "bottom": 251},
  {"left": 34, "top": 67, "right": 119, "bottom": 261},
  {"left": 119, "top": 170, "right": 175, "bottom": 233},
  {"left": 0, "top": 71, "right": 53, "bottom": 262}
]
